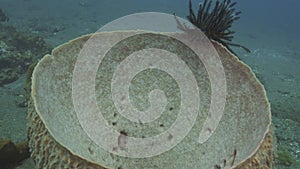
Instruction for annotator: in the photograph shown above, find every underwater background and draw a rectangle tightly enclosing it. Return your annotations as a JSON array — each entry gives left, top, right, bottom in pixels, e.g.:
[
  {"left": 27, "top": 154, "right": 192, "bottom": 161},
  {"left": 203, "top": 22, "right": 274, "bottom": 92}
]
[{"left": 0, "top": 0, "right": 299, "bottom": 168}]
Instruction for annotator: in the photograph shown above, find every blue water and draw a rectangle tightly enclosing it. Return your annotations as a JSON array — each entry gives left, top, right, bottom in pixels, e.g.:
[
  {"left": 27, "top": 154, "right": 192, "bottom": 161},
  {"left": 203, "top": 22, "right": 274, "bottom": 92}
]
[{"left": 1, "top": 0, "right": 299, "bottom": 48}]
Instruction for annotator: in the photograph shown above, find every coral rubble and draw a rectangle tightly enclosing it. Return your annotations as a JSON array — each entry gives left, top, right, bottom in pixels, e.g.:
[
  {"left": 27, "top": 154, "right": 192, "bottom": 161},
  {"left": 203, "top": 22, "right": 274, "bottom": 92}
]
[{"left": 0, "top": 24, "right": 51, "bottom": 86}]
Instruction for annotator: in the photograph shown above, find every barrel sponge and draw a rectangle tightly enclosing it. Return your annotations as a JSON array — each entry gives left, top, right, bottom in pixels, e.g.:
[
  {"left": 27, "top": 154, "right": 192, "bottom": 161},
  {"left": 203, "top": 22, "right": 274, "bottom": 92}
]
[
  {"left": 27, "top": 101, "right": 105, "bottom": 169},
  {"left": 28, "top": 31, "right": 275, "bottom": 169},
  {"left": 28, "top": 103, "right": 275, "bottom": 169}
]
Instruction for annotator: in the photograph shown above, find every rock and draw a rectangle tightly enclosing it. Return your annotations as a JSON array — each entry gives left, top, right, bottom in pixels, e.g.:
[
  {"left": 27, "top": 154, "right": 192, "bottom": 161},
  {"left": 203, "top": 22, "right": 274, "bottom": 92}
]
[{"left": 0, "top": 138, "right": 30, "bottom": 166}]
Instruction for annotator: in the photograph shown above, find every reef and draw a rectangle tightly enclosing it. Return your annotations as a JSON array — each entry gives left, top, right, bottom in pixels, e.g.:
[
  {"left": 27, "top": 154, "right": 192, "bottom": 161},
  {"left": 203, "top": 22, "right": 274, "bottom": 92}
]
[
  {"left": 0, "top": 23, "right": 51, "bottom": 86},
  {"left": 0, "top": 24, "right": 51, "bottom": 56},
  {"left": 187, "top": 0, "right": 250, "bottom": 54}
]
